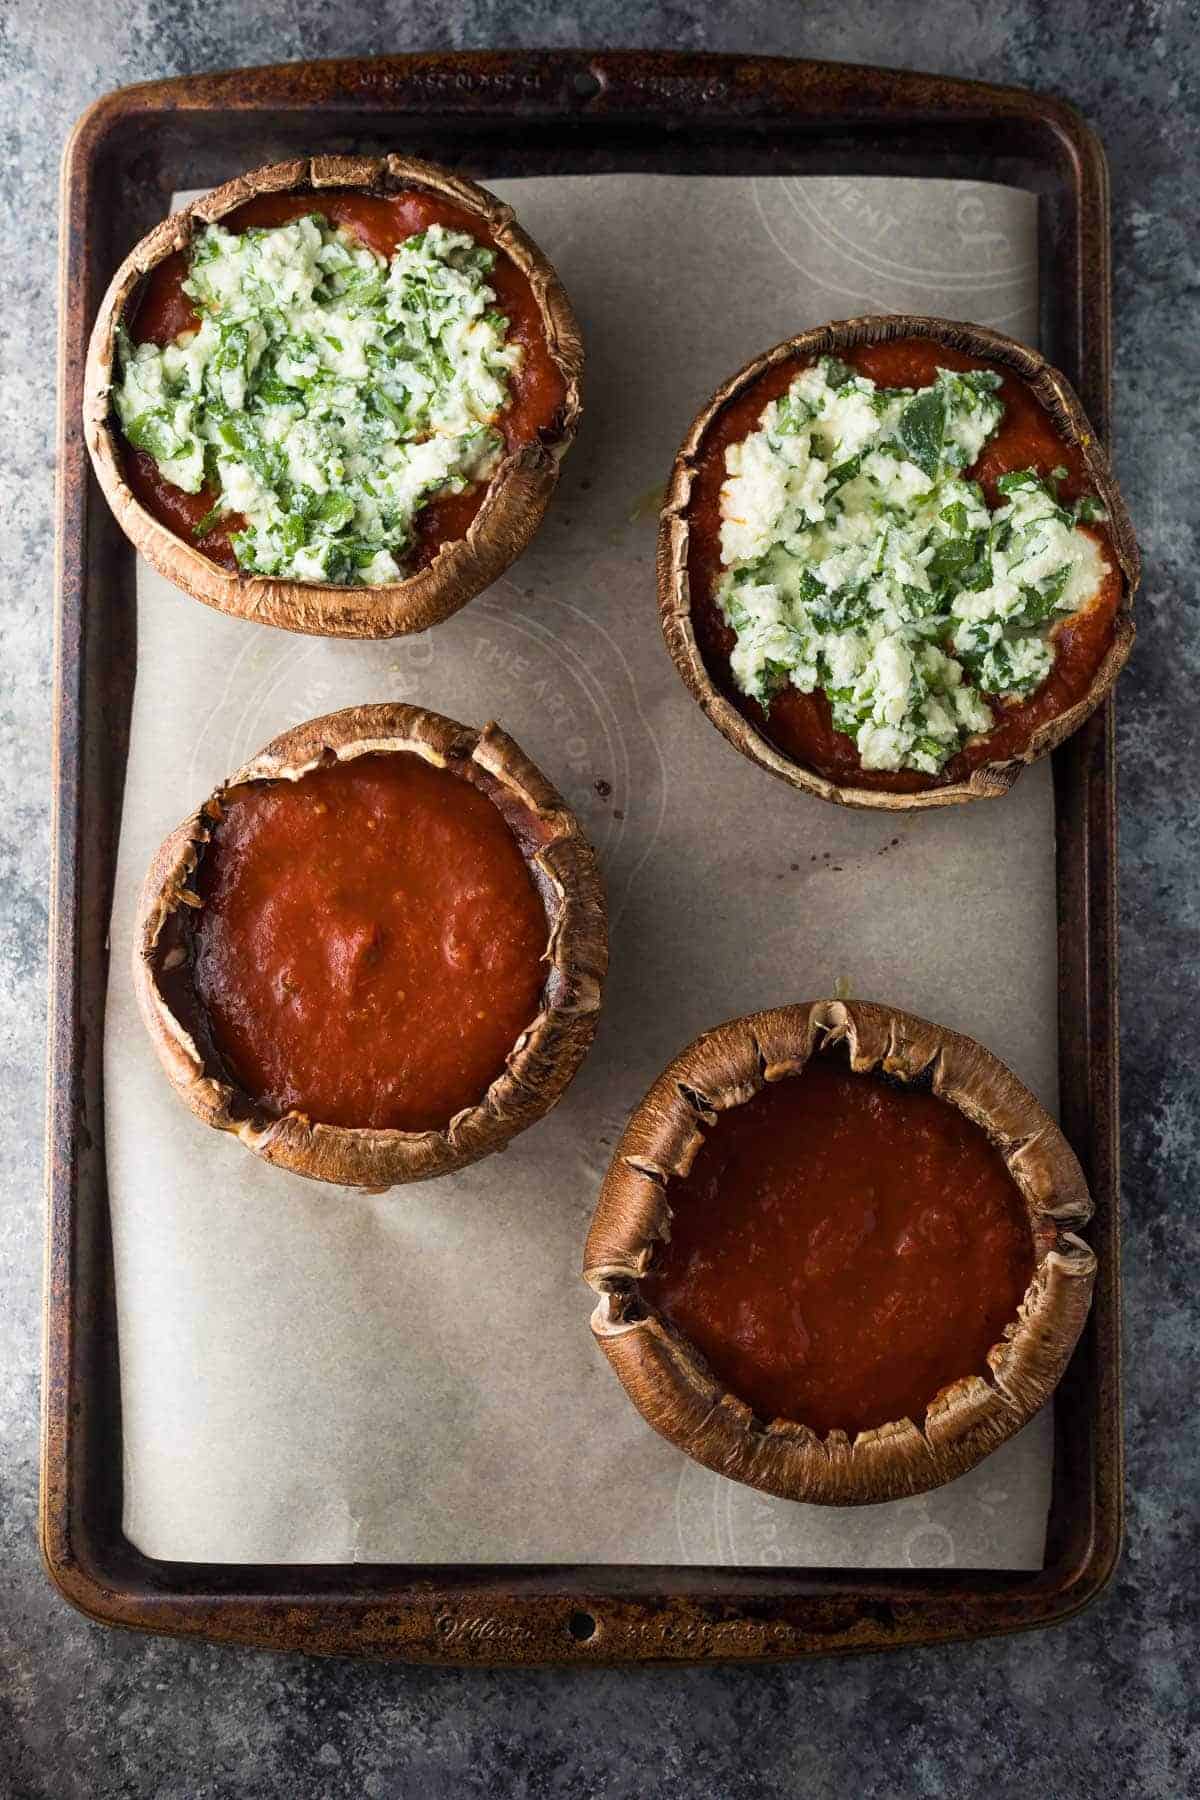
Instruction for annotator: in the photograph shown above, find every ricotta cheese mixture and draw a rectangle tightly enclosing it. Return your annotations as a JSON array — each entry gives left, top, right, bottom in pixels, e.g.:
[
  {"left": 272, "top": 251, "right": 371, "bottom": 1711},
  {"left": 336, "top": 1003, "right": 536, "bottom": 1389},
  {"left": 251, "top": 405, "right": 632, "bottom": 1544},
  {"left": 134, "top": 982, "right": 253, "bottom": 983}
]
[
  {"left": 113, "top": 214, "right": 524, "bottom": 585},
  {"left": 716, "top": 357, "right": 1110, "bottom": 774}
]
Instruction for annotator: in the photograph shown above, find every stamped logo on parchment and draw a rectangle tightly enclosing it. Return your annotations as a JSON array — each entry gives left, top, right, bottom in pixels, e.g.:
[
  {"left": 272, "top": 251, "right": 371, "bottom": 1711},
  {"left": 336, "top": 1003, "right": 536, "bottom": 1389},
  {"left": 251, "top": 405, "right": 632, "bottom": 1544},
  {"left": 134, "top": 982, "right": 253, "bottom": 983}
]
[
  {"left": 753, "top": 176, "right": 1038, "bottom": 337},
  {"left": 673, "top": 1441, "right": 1038, "bottom": 1569},
  {"left": 181, "top": 574, "right": 668, "bottom": 943}
]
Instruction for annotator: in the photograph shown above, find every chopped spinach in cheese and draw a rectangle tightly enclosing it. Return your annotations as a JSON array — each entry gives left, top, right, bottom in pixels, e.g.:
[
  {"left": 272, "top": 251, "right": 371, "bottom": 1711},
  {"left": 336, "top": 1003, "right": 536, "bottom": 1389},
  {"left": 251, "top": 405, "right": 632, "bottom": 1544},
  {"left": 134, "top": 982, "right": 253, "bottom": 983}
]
[
  {"left": 113, "top": 215, "right": 523, "bottom": 585},
  {"left": 717, "top": 357, "right": 1110, "bottom": 774}
]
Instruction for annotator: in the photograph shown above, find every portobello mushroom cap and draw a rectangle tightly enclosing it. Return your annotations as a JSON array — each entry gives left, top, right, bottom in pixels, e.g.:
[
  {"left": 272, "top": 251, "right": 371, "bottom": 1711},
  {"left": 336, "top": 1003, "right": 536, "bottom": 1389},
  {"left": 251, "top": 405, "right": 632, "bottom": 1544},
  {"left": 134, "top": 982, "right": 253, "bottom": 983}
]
[
  {"left": 134, "top": 703, "right": 607, "bottom": 1187},
  {"left": 84, "top": 155, "right": 583, "bottom": 638},
  {"left": 584, "top": 998, "right": 1095, "bottom": 1505},
  {"left": 658, "top": 314, "right": 1139, "bottom": 810}
]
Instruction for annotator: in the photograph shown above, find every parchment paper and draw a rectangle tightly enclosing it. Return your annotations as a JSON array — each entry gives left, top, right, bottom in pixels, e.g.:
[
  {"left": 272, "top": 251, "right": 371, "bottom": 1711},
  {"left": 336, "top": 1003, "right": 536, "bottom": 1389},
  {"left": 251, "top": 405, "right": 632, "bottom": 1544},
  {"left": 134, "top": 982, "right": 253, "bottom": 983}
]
[{"left": 105, "top": 175, "right": 1055, "bottom": 1567}]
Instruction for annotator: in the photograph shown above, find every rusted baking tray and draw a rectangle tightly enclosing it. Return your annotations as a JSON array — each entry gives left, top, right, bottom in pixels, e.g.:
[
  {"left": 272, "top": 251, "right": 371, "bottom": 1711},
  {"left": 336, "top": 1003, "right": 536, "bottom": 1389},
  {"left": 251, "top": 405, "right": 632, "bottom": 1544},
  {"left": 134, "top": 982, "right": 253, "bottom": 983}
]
[{"left": 46, "top": 49, "right": 1122, "bottom": 1664}]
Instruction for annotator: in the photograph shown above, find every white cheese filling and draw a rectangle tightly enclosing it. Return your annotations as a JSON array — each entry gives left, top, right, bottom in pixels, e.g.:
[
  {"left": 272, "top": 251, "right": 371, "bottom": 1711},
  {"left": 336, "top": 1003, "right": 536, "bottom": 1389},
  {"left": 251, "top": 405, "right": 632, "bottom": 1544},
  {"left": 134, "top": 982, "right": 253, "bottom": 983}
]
[
  {"left": 113, "top": 214, "right": 525, "bottom": 586},
  {"left": 716, "top": 357, "right": 1110, "bottom": 775}
]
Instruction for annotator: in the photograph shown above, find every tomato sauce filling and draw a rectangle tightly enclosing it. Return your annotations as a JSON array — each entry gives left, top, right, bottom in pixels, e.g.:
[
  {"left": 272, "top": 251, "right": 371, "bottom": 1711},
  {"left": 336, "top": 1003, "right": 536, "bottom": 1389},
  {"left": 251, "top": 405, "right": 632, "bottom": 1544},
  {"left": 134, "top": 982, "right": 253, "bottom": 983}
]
[
  {"left": 188, "top": 751, "right": 549, "bottom": 1132},
  {"left": 124, "top": 188, "right": 568, "bottom": 576},
  {"left": 686, "top": 339, "right": 1122, "bottom": 792},
  {"left": 641, "top": 1059, "right": 1035, "bottom": 1437}
]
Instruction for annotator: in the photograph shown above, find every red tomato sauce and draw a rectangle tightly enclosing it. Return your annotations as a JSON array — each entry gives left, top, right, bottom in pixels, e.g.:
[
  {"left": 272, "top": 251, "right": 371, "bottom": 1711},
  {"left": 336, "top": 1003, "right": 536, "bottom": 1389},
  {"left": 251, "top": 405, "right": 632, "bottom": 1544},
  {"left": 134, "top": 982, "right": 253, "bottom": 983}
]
[
  {"left": 641, "top": 1059, "right": 1035, "bottom": 1437},
  {"left": 189, "top": 752, "right": 549, "bottom": 1132},
  {"left": 123, "top": 188, "right": 568, "bottom": 575},
  {"left": 686, "top": 339, "right": 1122, "bottom": 793}
]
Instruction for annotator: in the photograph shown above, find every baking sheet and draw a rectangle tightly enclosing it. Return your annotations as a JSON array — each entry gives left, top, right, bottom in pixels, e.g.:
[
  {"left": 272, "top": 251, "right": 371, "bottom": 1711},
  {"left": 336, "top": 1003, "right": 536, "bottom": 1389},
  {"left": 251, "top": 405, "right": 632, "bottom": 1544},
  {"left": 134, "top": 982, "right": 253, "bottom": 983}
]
[{"left": 104, "top": 174, "right": 1055, "bottom": 1566}]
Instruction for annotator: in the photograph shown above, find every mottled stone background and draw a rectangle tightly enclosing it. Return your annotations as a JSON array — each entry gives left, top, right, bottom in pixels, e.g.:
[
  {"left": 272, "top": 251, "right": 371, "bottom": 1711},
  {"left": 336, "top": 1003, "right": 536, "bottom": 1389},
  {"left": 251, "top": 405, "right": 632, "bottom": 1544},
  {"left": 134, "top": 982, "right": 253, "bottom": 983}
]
[{"left": 1, "top": 4, "right": 1195, "bottom": 1797}]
